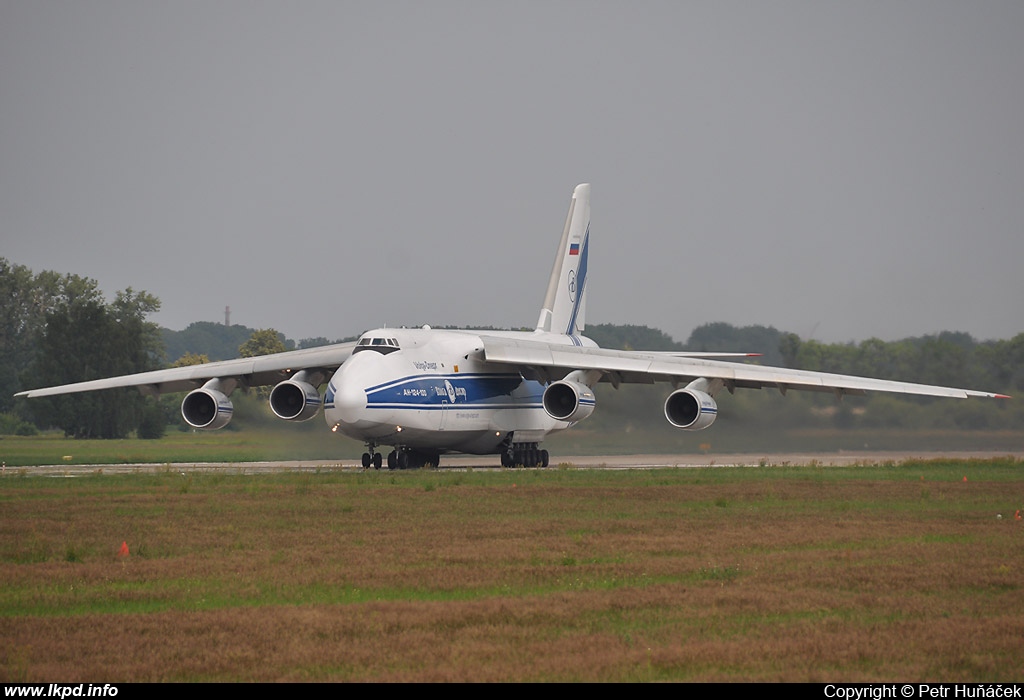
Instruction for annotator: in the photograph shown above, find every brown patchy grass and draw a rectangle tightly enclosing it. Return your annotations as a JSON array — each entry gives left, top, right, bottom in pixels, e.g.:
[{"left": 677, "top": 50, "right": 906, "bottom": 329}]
[{"left": 1, "top": 461, "right": 1022, "bottom": 681}]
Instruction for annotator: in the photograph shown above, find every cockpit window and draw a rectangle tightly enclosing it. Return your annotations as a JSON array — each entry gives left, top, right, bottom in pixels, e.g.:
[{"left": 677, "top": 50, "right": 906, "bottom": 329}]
[{"left": 353, "top": 336, "right": 401, "bottom": 355}]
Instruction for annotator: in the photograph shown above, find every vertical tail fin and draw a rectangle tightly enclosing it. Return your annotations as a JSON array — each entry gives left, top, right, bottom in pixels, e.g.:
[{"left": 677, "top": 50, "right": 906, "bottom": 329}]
[{"left": 536, "top": 183, "right": 590, "bottom": 337}]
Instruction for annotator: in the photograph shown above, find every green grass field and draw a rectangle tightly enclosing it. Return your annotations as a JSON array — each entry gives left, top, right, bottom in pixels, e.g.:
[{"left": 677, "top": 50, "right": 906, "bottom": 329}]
[
  {"left": 3, "top": 424, "right": 1023, "bottom": 467},
  {"left": 0, "top": 428, "right": 356, "bottom": 467},
  {"left": 1, "top": 458, "right": 1022, "bottom": 681}
]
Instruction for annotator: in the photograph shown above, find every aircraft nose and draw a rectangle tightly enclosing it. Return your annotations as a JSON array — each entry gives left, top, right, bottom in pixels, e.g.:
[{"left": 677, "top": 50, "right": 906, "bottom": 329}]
[
  {"left": 326, "top": 354, "right": 373, "bottom": 426},
  {"left": 330, "top": 378, "right": 366, "bottom": 425}
]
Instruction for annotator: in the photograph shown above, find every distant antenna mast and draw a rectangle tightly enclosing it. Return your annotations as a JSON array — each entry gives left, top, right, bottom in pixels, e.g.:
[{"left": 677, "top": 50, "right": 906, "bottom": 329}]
[{"left": 225, "top": 306, "right": 231, "bottom": 326}]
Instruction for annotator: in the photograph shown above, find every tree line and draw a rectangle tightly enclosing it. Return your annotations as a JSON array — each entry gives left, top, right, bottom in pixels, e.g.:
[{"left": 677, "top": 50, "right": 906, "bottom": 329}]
[
  {"left": 1, "top": 259, "right": 165, "bottom": 437},
  {"left": 0, "top": 258, "right": 355, "bottom": 438},
  {"left": 2, "top": 257, "right": 1021, "bottom": 439}
]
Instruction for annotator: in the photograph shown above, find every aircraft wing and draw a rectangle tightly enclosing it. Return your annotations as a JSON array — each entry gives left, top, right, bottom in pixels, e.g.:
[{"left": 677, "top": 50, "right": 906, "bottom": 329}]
[
  {"left": 14, "top": 342, "right": 357, "bottom": 398},
  {"left": 646, "top": 351, "right": 762, "bottom": 359},
  {"left": 478, "top": 336, "right": 1009, "bottom": 399}
]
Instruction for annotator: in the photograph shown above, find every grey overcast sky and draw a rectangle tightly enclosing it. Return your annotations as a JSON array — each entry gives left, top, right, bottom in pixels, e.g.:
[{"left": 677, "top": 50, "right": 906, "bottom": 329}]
[{"left": 2, "top": 1, "right": 1022, "bottom": 346}]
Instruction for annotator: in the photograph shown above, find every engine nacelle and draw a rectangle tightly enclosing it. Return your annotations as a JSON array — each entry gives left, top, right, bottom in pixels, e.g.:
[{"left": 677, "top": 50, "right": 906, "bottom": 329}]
[
  {"left": 181, "top": 388, "right": 234, "bottom": 430},
  {"left": 664, "top": 388, "right": 718, "bottom": 430},
  {"left": 269, "top": 380, "right": 322, "bottom": 422},
  {"left": 542, "top": 380, "right": 596, "bottom": 423}
]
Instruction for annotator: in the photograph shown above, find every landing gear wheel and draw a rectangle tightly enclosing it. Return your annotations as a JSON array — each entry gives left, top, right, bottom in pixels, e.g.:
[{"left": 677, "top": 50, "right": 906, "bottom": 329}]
[
  {"left": 361, "top": 452, "right": 371, "bottom": 469},
  {"left": 503, "top": 442, "right": 545, "bottom": 468},
  {"left": 387, "top": 450, "right": 397, "bottom": 470},
  {"left": 372, "top": 452, "right": 382, "bottom": 470}
]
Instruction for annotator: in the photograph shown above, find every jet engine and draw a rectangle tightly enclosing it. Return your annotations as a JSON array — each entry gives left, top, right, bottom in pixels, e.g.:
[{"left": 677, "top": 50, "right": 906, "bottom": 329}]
[
  {"left": 269, "top": 379, "right": 322, "bottom": 422},
  {"left": 542, "top": 380, "right": 596, "bottom": 423},
  {"left": 664, "top": 388, "right": 718, "bottom": 430},
  {"left": 181, "top": 387, "right": 234, "bottom": 430}
]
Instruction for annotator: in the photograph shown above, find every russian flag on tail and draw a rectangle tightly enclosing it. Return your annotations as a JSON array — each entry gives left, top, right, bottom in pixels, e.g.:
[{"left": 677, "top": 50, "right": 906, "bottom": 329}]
[{"left": 569, "top": 243, "right": 580, "bottom": 256}]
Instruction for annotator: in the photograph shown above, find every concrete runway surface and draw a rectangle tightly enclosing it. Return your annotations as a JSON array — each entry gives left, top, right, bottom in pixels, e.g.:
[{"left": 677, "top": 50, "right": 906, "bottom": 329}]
[{"left": 8, "top": 450, "right": 1021, "bottom": 477}]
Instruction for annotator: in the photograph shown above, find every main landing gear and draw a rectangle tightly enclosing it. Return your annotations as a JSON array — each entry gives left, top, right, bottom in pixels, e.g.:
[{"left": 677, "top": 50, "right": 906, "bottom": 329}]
[
  {"left": 501, "top": 442, "right": 549, "bottom": 468},
  {"left": 364, "top": 442, "right": 547, "bottom": 470},
  {"left": 389, "top": 449, "right": 440, "bottom": 470},
  {"left": 362, "top": 443, "right": 440, "bottom": 470}
]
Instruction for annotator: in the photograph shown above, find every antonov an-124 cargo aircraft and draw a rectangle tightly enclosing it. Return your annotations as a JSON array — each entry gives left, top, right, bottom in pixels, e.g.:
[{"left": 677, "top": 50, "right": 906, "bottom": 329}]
[{"left": 16, "top": 184, "right": 1009, "bottom": 468}]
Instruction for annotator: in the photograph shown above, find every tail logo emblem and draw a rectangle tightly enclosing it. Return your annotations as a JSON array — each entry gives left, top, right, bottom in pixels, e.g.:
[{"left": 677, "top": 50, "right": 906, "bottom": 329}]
[{"left": 567, "top": 269, "right": 577, "bottom": 302}]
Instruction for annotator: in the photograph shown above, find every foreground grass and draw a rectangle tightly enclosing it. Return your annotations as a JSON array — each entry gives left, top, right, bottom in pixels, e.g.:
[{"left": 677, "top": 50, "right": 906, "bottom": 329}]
[{"left": 1, "top": 459, "right": 1022, "bottom": 681}]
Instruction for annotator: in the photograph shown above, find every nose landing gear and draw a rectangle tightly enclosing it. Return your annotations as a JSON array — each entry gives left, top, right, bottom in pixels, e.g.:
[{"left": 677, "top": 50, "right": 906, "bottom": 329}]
[{"left": 361, "top": 444, "right": 383, "bottom": 470}]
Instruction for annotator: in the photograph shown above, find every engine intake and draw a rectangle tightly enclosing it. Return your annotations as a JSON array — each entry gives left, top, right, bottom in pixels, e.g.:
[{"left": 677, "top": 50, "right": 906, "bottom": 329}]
[
  {"left": 269, "top": 380, "right": 322, "bottom": 422},
  {"left": 664, "top": 388, "right": 718, "bottom": 430},
  {"left": 542, "top": 380, "right": 596, "bottom": 423},
  {"left": 181, "top": 388, "right": 234, "bottom": 430}
]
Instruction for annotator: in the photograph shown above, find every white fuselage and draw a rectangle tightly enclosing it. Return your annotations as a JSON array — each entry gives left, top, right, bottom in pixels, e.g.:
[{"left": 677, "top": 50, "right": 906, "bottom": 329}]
[{"left": 322, "top": 328, "right": 590, "bottom": 454}]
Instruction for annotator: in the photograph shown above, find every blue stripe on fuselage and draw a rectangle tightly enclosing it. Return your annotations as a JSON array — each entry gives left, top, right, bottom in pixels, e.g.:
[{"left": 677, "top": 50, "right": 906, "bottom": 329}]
[{"left": 364, "top": 374, "right": 543, "bottom": 409}]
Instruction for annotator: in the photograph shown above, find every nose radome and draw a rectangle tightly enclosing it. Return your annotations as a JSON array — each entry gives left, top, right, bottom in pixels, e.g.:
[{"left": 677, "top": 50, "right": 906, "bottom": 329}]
[
  {"left": 331, "top": 377, "right": 366, "bottom": 425},
  {"left": 327, "top": 356, "right": 373, "bottom": 425}
]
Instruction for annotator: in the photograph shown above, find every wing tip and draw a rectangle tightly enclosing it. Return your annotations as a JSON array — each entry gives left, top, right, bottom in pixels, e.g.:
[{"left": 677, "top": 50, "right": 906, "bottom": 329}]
[{"left": 958, "top": 389, "right": 1012, "bottom": 399}]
